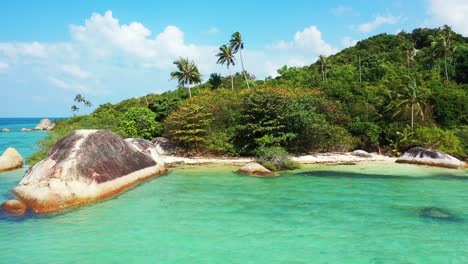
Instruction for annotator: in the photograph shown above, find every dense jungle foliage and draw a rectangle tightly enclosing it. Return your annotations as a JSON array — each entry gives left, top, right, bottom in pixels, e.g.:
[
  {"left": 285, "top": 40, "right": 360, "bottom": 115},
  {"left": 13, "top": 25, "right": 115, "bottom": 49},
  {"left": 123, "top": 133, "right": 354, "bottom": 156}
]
[{"left": 29, "top": 26, "right": 468, "bottom": 165}]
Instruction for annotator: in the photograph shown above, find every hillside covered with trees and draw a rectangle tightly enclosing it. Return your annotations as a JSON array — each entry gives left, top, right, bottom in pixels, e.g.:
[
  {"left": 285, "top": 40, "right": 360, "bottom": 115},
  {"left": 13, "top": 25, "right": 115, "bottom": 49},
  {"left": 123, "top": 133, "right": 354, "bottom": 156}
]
[{"left": 29, "top": 26, "right": 468, "bottom": 165}]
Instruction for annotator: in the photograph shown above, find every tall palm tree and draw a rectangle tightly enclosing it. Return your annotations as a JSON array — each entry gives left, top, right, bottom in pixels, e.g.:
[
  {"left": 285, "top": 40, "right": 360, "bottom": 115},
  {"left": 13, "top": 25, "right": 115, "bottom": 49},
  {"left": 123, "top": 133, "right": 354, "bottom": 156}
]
[
  {"left": 74, "top": 94, "right": 85, "bottom": 103},
  {"left": 318, "top": 55, "right": 328, "bottom": 82},
  {"left": 216, "top": 45, "right": 235, "bottom": 91},
  {"left": 170, "top": 57, "right": 201, "bottom": 98},
  {"left": 430, "top": 25, "right": 455, "bottom": 81},
  {"left": 401, "top": 40, "right": 416, "bottom": 75},
  {"left": 84, "top": 100, "right": 93, "bottom": 107},
  {"left": 390, "top": 77, "right": 426, "bottom": 131},
  {"left": 71, "top": 105, "right": 79, "bottom": 116},
  {"left": 229, "top": 32, "right": 250, "bottom": 88}
]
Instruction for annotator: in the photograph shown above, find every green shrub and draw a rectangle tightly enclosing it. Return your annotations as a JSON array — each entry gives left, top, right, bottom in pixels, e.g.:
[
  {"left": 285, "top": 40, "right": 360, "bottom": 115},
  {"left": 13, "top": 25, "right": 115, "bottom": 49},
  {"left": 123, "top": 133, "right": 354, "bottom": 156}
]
[
  {"left": 254, "top": 146, "right": 300, "bottom": 171},
  {"left": 119, "top": 107, "right": 162, "bottom": 139},
  {"left": 411, "top": 126, "right": 465, "bottom": 157}
]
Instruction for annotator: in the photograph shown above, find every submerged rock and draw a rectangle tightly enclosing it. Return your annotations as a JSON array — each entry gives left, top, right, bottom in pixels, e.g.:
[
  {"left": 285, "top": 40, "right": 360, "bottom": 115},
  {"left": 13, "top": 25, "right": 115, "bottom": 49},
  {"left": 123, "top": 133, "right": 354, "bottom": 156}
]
[
  {"left": 2, "top": 200, "right": 27, "bottom": 215},
  {"left": 1, "top": 128, "right": 10, "bottom": 132},
  {"left": 0, "top": 148, "right": 23, "bottom": 172},
  {"left": 151, "top": 137, "right": 178, "bottom": 155},
  {"left": 420, "top": 207, "right": 457, "bottom": 221},
  {"left": 12, "top": 130, "right": 167, "bottom": 213},
  {"left": 351, "top": 150, "right": 372, "bottom": 158},
  {"left": 396, "top": 147, "right": 464, "bottom": 169},
  {"left": 34, "top": 118, "right": 56, "bottom": 130},
  {"left": 236, "top": 162, "right": 276, "bottom": 177},
  {"left": 21, "top": 128, "right": 32, "bottom": 132}
]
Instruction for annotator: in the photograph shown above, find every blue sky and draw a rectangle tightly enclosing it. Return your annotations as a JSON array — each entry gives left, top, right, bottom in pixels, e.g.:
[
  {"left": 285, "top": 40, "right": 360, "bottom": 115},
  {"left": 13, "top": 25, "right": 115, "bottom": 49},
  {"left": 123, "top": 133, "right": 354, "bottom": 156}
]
[{"left": 0, "top": 0, "right": 466, "bottom": 117}]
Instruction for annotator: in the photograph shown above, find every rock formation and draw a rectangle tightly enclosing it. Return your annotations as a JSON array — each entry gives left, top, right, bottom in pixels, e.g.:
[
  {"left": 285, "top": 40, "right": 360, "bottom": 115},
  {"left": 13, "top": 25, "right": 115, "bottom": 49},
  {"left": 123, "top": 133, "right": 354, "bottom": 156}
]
[
  {"left": 0, "top": 148, "right": 23, "bottom": 172},
  {"left": 1, "top": 128, "right": 10, "bottom": 132},
  {"left": 125, "top": 138, "right": 166, "bottom": 166},
  {"left": 34, "top": 119, "right": 56, "bottom": 130},
  {"left": 12, "top": 130, "right": 167, "bottom": 213},
  {"left": 2, "top": 200, "right": 27, "bottom": 215},
  {"left": 236, "top": 162, "right": 276, "bottom": 177},
  {"left": 151, "top": 137, "right": 178, "bottom": 155},
  {"left": 21, "top": 128, "right": 32, "bottom": 132},
  {"left": 396, "top": 147, "right": 464, "bottom": 169},
  {"left": 351, "top": 150, "right": 372, "bottom": 158}
]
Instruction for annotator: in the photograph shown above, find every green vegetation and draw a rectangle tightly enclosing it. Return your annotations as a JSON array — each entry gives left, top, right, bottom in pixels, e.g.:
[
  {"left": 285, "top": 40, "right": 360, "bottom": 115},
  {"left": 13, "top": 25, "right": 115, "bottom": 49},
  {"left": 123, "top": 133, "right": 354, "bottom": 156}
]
[
  {"left": 29, "top": 26, "right": 468, "bottom": 166},
  {"left": 255, "top": 146, "right": 300, "bottom": 171}
]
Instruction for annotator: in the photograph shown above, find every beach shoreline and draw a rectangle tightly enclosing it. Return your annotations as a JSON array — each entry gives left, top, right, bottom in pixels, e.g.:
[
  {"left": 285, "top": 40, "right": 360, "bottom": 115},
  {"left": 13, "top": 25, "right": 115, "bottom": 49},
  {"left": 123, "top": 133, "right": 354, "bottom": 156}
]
[{"left": 163, "top": 152, "right": 397, "bottom": 167}]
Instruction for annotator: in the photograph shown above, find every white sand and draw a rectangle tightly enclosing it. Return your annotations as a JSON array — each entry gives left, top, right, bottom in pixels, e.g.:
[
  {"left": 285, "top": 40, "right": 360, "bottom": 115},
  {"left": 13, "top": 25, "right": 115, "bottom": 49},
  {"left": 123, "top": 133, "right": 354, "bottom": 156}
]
[{"left": 163, "top": 152, "right": 396, "bottom": 166}]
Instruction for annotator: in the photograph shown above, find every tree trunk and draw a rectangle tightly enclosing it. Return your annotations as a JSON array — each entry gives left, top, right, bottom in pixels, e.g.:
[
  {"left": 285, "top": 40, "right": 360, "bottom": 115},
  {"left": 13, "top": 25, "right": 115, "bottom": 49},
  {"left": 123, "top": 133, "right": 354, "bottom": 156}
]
[
  {"left": 359, "top": 55, "right": 362, "bottom": 84},
  {"left": 444, "top": 52, "right": 449, "bottom": 81},
  {"left": 188, "top": 86, "right": 192, "bottom": 98},
  {"left": 411, "top": 103, "right": 414, "bottom": 131},
  {"left": 229, "top": 67, "right": 234, "bottom": 91},
  {"left": 321, "top": 62, "right": 325, "bottom": 81},
  {"left": 240, "top": 49, "right": 250, "bottom": 88}
]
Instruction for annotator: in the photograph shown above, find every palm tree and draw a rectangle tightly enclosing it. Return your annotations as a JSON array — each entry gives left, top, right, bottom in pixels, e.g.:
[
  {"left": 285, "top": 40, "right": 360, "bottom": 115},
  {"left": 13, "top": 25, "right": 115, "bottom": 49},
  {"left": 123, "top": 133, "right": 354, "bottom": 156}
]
[
  {"left": 74, "top": 94, "right": 85, "bottom": 103},
  {"left": 430, "top": 25, "right": 455, "bottom": 81},
  {"left": 229, "top": 32, "right": 250, "bottom": 88},
  {"left": 84, "top": 100, "right": 93, "bottom": 107},
  {"left": 318, "top": 55, "right": 328, "bottom": 82},
  {"left": 71, "top": 105, "right": 79, "bottom": 115},
  {"left": 390, "top": 77, "right": 426, "bottom": 131},
  {"left": 170, "top": 57, "right": 202, "bottom": 98},
  {"left": 216, "top": 45, "right": 235, "bottom": 91},
  {"left": 401, "top": 40, "right": 416, "bottom": 75}
]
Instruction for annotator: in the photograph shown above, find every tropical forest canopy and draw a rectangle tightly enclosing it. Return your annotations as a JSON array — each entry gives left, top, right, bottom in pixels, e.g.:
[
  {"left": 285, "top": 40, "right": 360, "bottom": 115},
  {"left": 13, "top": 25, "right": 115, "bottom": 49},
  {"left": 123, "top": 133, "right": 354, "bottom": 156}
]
[{"left": 29, "top": 26, "right": 468, "bottom": 165}]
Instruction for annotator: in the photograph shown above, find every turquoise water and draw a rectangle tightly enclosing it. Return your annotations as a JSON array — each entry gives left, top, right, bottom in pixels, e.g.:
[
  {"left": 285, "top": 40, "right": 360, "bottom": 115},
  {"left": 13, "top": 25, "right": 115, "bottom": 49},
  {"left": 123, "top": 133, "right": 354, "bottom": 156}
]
[
  {"left": 1, "top": 164, "right": 467, "bottom": 263},
  {"left": 0, "top": 118, "right": 52, "bottom": 160}
]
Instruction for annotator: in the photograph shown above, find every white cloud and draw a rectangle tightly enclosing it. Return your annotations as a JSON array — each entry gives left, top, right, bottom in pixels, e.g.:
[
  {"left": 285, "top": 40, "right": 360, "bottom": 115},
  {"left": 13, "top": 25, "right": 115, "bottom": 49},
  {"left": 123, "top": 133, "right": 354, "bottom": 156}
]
[
  {"left": 0, "top": 62, "right": 9, "bottom": 72},
  {"left": 331, "top": 5, "right": 352, "bottom": 16},
  {"left": 269, "top": 26, "right": 337, "bottom": 56},
  {"left": 427, "top": 0, "right": 468, "bottom": 36},
  {"left": 48, "top": 76, "right": 90, "bottom": 93},
  {"left": 357, "top": 14, "right": 401, "bottom": 33},
  {"left": 62, "top": 64, "right": 91, "bottom": 79},
  {"left": 341, "top": 37, "right": 358, "bottom": 48},
  {"left": 203, "top": 27, "right": 220, "bottom": 35}
]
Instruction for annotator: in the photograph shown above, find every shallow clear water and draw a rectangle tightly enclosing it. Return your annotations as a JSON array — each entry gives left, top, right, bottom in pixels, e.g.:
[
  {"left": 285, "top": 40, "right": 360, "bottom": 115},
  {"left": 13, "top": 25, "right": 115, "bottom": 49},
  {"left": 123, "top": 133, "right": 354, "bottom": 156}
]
[
  {"left": 1, "top": 164, "right": 467, "bottom": 263},
  {"left": 0, "top": 118, "right": 51, "bottom": 160}
]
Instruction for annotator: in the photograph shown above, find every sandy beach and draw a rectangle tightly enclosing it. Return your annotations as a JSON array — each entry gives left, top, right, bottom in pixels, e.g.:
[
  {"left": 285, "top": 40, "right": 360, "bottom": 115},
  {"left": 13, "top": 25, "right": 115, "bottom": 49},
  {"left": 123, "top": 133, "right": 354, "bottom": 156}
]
[{"left": 163, "top": 152, "right": 397, "bottom": 166}]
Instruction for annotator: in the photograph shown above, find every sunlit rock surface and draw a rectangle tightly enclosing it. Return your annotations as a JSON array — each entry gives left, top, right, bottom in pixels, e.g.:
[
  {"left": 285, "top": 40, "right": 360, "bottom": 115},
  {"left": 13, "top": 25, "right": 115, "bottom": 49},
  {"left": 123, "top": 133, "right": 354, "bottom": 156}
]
[
  {"left": 236, "top": 162, "right": 276, "bottom": 177},
  {"left": 13, "top": 130, "right": 167, "bottom": 213},
  {"left": 0, "top": 148, "right": 23, "bottom": 172},
  {"left": 396, "top": 147, "right": 464, "bottom": 169}
]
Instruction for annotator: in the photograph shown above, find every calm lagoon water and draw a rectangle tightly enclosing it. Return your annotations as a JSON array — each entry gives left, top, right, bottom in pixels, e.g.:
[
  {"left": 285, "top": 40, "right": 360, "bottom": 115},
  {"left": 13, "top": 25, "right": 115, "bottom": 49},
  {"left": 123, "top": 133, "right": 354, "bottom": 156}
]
[
  {"left": 1, "top": 165, "right": 467, "bottom": 263},
  {"left": 0, "top": 119, "right": 467, "bottom": 263}
]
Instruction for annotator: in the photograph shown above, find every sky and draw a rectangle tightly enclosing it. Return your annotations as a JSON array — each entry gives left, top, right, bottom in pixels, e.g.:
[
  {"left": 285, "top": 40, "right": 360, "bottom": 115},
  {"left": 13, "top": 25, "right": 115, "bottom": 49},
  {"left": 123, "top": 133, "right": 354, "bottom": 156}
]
[{"left": 0, "top": 0, "right": 467, "bottom": 117}]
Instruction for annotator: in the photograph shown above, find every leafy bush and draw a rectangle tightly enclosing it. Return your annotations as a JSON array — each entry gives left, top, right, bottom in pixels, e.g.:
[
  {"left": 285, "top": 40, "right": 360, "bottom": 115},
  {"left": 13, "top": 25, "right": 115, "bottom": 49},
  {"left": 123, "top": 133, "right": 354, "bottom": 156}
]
[
  {"left": 255, "top": 146, "right": 300, "bottom": 171},
  {"left": 119, "top": 107, "right": 162, "bottom": 139},
  {"left": 411, "top": 126, "right": 465, "bottom": 157}
]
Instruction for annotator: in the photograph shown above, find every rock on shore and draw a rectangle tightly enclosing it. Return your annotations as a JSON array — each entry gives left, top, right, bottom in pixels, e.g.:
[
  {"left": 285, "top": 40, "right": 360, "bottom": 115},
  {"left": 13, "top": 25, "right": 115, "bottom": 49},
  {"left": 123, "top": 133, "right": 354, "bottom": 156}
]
[
  {"left": 151, "top": 137, "right": 178, "bottom": 155},
  {"left": 34, "top": 118, "right": 56, "bottom": 130},
  {"left": 2, "top": 200, "right": 27, "bottom": 215},
  {"left": 236, "top": 162, "right": 276, "bottom": 177},
  {"left": 12, "top": 130, "right": 168, "bottom": 213},
  {"left": 396, "top": 147, "right": 464, "bottom": 169},
  {"left": 0, "top": 148, "right": 23, "bottom": 172}
]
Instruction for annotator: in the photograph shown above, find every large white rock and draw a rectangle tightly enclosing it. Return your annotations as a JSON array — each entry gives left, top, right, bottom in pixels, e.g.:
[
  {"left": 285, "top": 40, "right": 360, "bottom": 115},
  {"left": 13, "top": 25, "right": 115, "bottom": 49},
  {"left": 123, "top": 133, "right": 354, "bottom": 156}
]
[
  {"left": 125, "top": 138, "right": 166, "bottom": 166},
  {"left": 0, "top": 148, "right": 23, "bottom": 172},
  {"left": 12, "top": 130, "right": 168, "bottom": 213},
  {"left": 151, "top": 137, "right": 178, "bottom": 155},
  {"left": 21, "top": 128, "right": 32, "bottom": 132},
  {"left": 34, "top": 119, "right": 56, "bottom": 130},
  {"left": 351, "top": 150, "right": 372, "bottom": 158},
  {"left": 236, "top": 162, "right": 276, "bottom": 177},
  {"left": 396, "top": 147, "right": 464, "bottom": 169},
  {"left": 1, "top": 128, "right": 10, "bottom": 132}
]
